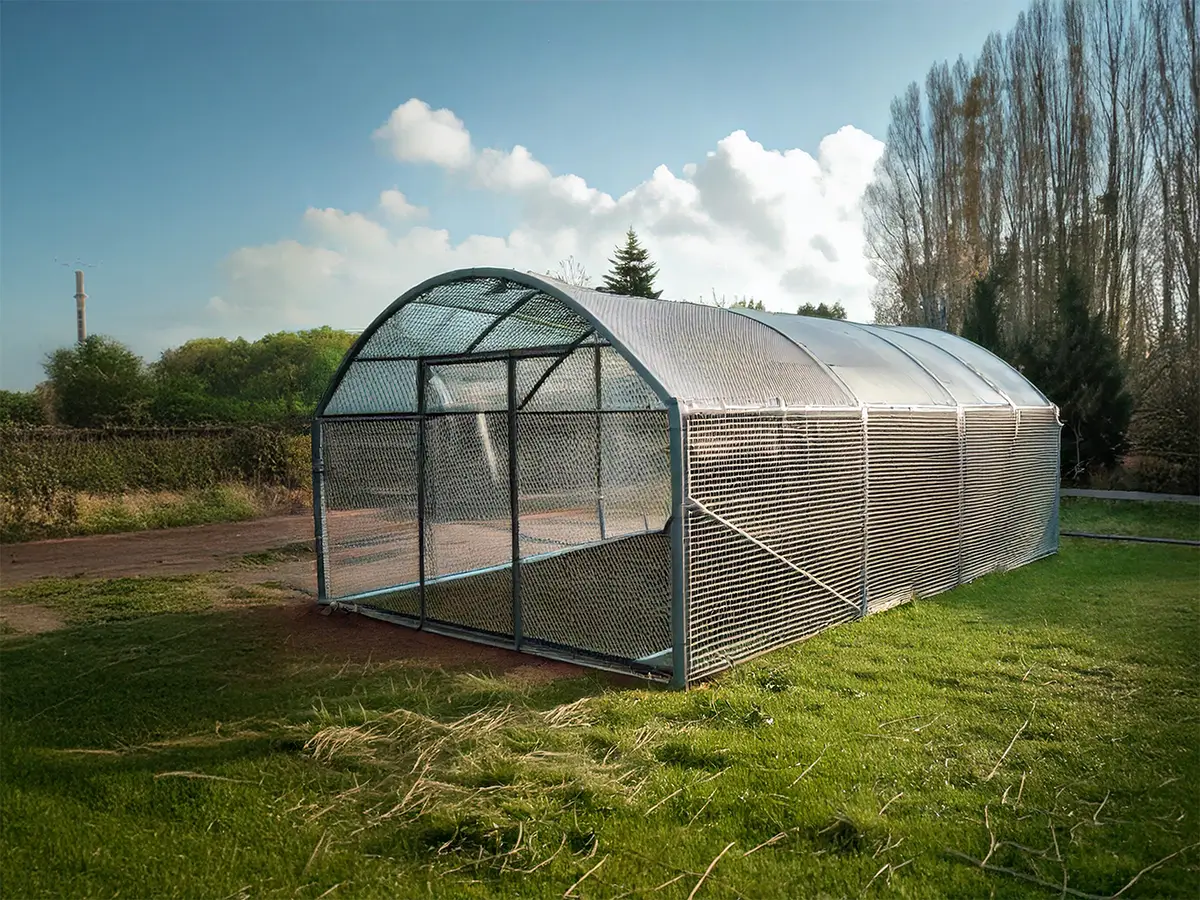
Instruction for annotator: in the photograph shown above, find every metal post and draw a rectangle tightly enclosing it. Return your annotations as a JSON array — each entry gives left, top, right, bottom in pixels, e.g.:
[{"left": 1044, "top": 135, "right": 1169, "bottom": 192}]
[
  {"left": 312, "top": 419, "right": 329, "bottom": 601},
  {"left": 508, "top": 356, "right": 522, "bottom": 650},
  {"left": 594, "top": 343, "right": 606, "bottom": 540},
  {"left": 668, "top": 400, "right": 688, "bottom": 689},
  {"left": 859, "top": 407, "right": 869, "bottom": 617},
  {"left": 417, "top": 362, "right": 428, "bottom": 628},
  {"left": 956, "top": 406, "right": 965, "bottom": 586}
]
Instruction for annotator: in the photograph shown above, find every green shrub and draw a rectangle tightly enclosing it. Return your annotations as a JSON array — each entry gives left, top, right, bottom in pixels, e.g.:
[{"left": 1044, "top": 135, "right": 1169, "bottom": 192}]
[{"left": 0, "top": 426, "right": 312, "bottom": 541}]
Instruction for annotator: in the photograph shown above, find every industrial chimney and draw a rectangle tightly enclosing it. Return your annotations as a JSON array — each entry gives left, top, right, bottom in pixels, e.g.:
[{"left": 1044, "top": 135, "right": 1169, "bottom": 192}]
[{"left": 74, "top": 270, "right": 87, "bottom": 344}]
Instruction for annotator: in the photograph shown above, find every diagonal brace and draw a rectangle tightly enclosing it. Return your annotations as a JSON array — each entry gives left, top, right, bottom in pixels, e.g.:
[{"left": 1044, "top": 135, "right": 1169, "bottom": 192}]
[{"left": 685, "top": 497, "right": 861, "bottom": 614}]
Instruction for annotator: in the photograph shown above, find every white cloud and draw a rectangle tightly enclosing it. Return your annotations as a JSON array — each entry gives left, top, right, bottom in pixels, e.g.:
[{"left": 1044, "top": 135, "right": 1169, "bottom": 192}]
[
  {"left": 372, "top": 98, "right": 473, "bottom": 168},
  {"left": 208, "top": 98, "right": 885, "bottom": 335},
  {"left": 379, "top": 189, "right": 427, "bottom": 220}
]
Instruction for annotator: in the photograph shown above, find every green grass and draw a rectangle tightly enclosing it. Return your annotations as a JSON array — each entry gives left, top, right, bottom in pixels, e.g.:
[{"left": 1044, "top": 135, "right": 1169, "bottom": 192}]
[
  {"left": 1, "top": 538, "right": 1197, "bottom": 898},
  {"left": 1060, "top": 496, "right": 1199, "bottom": 541}
]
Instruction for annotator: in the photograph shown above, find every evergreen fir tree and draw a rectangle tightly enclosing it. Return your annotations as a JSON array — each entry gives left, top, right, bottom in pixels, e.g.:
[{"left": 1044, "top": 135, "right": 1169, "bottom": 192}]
[
  {"left": 601, "top": 229, "right": 663, "bottom": 299},
  {"left": 1017, "top": 268, "right": 1133, "bottom": 479},
  {"left": 962, "top": 267, "right": 1005, "bottom": 356}
]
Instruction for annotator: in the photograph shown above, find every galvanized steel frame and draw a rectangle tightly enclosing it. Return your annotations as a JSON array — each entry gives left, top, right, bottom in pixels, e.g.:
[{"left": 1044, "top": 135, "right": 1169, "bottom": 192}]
[{"left": 313, "top": 268, "right": 1062, "bottom": 688}]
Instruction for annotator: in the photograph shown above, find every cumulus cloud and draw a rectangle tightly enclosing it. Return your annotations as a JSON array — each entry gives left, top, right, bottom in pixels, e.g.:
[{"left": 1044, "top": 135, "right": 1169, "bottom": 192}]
[
  {"left": 208, "top": 98, "right": 884, "bottom": 333},
  {"left": 372, "top": 99, "right": 473, "bottom": 168},
  {"left": 379, "top": 189, "right": 427, "bottom": 220}
]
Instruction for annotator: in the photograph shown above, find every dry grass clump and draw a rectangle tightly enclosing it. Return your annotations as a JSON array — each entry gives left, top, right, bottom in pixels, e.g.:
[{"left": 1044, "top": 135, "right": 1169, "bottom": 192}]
[{"left": 300, "top": 690, "right": 654, "bottom": 873}]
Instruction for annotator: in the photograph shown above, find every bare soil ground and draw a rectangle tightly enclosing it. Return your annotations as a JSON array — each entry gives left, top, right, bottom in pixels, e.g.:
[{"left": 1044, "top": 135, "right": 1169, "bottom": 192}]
[
  {"left": 0, "top": 515, "right": 314, "bottom": 586},
  {"left": 0, "top": 514, "right": 591, "bottom": 679}
]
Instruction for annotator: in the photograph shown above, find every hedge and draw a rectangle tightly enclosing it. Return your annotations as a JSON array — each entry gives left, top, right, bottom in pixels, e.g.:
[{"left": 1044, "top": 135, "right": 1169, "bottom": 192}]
[{"left": 0, "top": 426, "right": 310, "bottom": 495}]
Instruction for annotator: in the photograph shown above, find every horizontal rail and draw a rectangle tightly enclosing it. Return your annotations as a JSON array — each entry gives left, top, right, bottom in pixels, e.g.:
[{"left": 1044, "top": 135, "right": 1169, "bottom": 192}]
[
  {"left": 1061, "top": 530, "right": 1200, "bottom": 547},
  {"left": 1060, "top": 488, "right": 1200, "bottom": 505}
]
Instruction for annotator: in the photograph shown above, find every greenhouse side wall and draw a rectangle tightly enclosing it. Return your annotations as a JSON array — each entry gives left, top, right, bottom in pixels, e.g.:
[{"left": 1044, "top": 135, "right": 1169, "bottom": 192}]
[{"left": 683, "top": 403, "right": 1061, "bottom": 683}]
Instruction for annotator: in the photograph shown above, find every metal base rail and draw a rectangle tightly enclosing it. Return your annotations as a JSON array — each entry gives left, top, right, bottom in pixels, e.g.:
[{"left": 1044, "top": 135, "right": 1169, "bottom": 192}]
[{"left": 1061, "top": 530, "right": 1199, "bottom": 547}]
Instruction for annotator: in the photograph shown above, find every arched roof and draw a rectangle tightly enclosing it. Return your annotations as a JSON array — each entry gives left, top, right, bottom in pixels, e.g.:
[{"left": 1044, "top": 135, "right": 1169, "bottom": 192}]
[{"left": 316, "top": 267, "right": 1051, "bottom": 416}]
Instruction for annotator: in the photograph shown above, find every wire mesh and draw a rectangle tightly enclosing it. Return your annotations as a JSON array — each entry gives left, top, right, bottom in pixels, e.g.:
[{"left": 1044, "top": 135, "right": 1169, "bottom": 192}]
[
  {"left": 961, "top": 407, "right": 1019, "bottom": 582},
  {"left": 685, "top": 411, "right": 865, "bottom": 680},
  {"left": 864, "top": 410, "right": 961, "bottom": 609},
  {"left": 424, "top": 411, "right": 513, "bottom": 635},
  {"left": 319, "top": 418, "right": 420, "bottom": 612},
  {"left": 427, "top": 360, "right": 509, "bottom": 413},
  {"left": 324, "top": 359, "right": 419, "bottom": 416},
  {"left": 521, "top": 530, "right": 672, "bottom": 663},
  {"left": 601, "top": 411, "right": 671, "bottom": 539},
  {"left": 1004, "top": 407, "right": 1061, "bottom": 566},
  {"left": 562, "top": 287, "right": 854, "bottom": 410}
]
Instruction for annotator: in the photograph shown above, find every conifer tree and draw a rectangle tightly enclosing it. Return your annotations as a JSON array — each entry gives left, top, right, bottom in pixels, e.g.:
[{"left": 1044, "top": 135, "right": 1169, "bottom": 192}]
[
  {"left": 1017, "top": 268, "right": 1132, "bottom": 478},
  {"left": 962, "top": 268, "right": 1005, "bottom": 356},
  {"left": 601, "top": 228, "right": 663, "bottom": 298}
]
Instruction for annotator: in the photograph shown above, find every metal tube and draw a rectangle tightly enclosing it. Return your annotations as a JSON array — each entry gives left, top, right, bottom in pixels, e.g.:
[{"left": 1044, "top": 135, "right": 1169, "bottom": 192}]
[
  {"left": 508, "top": 356, "right": 522, "bottom": 651},
  {"left": 311, "top": 419, "right": 329, "bottom": 600},
  {"left": 668, "top": 400, "right": 688, "bottom": 689},
  {"left": 417, "top": 362, "right": 428, "bottom": 629},
  {"left": 956, "top": 405, "right": 966, "bottom": 585},
  {"left": 859, "top": 407, "right": 869, "bottom": 616},
  {"left": 594, "top": 343, "right": 606, "bottom": 540}
]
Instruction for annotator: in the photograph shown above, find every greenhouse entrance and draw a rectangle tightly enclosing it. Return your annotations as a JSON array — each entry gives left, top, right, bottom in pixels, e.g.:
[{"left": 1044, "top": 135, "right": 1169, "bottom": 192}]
[{"left": 317, "top": 318, "right": 676, "bottom": 678}]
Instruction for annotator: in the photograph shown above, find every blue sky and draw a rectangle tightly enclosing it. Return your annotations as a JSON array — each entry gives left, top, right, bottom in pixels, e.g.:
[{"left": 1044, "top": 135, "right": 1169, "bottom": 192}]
[{"left": 1, "top": 0, "right": 1030, "bottom": 390}]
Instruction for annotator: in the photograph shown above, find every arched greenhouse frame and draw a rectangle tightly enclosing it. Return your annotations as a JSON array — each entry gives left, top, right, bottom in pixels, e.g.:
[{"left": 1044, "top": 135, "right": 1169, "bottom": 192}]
[{"left": 313, "top": 268, "right": 1061, "bottom": 687}]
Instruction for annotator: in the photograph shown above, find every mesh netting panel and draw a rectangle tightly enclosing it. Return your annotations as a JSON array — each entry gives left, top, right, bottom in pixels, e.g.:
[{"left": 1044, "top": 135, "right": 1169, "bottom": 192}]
[
  {"left": 562, "top": 287, "right": 853, "bottom": 409},
  {"left": 320, "top": 418, "right": 419, "bottom": 607},
  {"left": 601, "top": 411, "right": 671, "bottom": 538},
  {"left": 521, "top": 533, "right": 671, "bottom": 663},
  {"left": 474, "top": 293, "right": 592, "bottom": 353},
  {"left": 864, "top": 327, "right": 1008, "bottom": 406},
  {"left": 896, "top": 328, "right": 1050, "bottom": 406},
  {"left": 1006, "top": 408, "right": 1061, "bottom": 566},
  {"left": 424, "top": 412, "right": 513, "bottom": 635},
  {"left": 864, "top": 410, "right": 960, "bottom": 609},
  {"left": 324, "top": 359, "right": 419, "bottom": 416},
  {"left": 685, "top": 412, "right": 865, "bottom": 680},
  {"left": 427, "top": 360, "right": 508, "bottom": 413},
  {"left": 517, "top": 413, "right": 602, "bottom": 556},
  {"left": 962, "top": 407, "right": 1019, "bottom": 581},
  {"left": 360, "top": 300, "right": 497, "bottom": 358},
  {"left": 600, "top": 346, "right": 664, "bottom": 409},
  {"left": 358, "top": 279, "right": 596, "bottom": 361},
  {"left": 523, "top": 348, "right": 597, "bottom": 412}
]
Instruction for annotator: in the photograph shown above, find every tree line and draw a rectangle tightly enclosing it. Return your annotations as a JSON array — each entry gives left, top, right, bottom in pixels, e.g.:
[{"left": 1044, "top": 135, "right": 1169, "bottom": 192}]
[
  {"left": 0, "top": 328, "right": 357, "bottom": 429},
  {"left": 0, "top": 227, "right": 851, "bottom": 431},
  {"left": 865, "top": 0, "right": 1197, "bottom": 490}
]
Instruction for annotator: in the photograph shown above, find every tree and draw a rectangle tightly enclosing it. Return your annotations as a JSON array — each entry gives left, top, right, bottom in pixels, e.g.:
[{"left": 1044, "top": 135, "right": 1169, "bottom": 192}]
[
  {"left": 44, "top": 336, "right": 149, "bottom": 427},
  {"left": 730, "top": 297, "right": 765, "bottom": 310},
  {"left": 601, "top": 228, "right": 663, "bottom": 298},
  {"left": 797, "top": 302, "right": 847, "bottom": 319},
  {"left": 546, "top": 256, "right": 592, "bottom": 288},
  {"left": 961, "top": 267, "right": 1005, "bottom": 355},
  {"left": 1018, "top": 268, "right": 1133, "bottom": 478},
  {"left": 150, "top": 327, "right": 356, "bottom": 425}
]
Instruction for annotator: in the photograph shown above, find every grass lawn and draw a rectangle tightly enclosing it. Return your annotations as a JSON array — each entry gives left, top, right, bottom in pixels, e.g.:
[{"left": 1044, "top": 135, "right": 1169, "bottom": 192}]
[
  {"left": 1060, "top": 496, "right": 1199, "bottom": 542},
  {"left": 1, "top": 507, "right": 1198, "bottom": 898}
]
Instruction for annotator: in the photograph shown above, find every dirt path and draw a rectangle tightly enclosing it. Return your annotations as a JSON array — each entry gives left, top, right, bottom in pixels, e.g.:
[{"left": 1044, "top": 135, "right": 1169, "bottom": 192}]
[{"left": 0, "top": 515, "right": 314, "bottom": 586}]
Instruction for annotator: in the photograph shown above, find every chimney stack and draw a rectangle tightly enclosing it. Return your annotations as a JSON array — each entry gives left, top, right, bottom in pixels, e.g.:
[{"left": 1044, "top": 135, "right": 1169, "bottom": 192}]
[{"left": 74, "top": 270, "right": 87, "bottom": 344}]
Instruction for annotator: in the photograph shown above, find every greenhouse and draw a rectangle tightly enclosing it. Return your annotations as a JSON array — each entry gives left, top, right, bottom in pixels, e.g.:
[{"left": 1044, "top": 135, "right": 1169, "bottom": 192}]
[{"left": 312, "top": 267, "right": 1061, "bottom": 687}]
